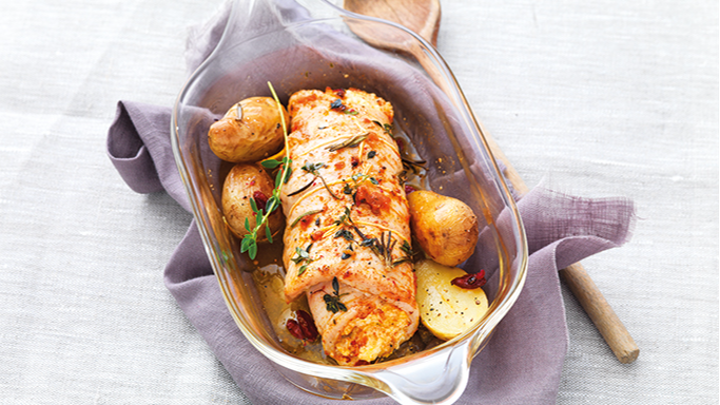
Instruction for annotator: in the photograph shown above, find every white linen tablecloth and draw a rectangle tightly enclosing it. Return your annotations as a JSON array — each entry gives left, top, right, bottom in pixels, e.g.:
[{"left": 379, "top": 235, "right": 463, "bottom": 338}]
[{"left": 0, "top": 0, "right": 717, "bottom": 403}]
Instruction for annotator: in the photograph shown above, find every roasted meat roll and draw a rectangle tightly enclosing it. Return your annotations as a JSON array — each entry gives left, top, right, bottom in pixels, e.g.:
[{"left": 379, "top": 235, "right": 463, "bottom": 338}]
[{"left": 280, "top": 87, "right": 419, "bottom": 366}]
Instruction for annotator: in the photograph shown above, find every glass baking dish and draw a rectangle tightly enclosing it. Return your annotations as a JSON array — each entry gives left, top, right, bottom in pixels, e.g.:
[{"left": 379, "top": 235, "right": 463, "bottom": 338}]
[{"left": 171, "top": 0, "right": 528, "bottom": 403}]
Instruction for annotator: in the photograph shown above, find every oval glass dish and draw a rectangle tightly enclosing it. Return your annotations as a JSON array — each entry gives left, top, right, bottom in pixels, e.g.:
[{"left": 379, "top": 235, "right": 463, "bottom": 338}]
[{"left": 171, "top": 0, "right": 528, "bottom": 404}]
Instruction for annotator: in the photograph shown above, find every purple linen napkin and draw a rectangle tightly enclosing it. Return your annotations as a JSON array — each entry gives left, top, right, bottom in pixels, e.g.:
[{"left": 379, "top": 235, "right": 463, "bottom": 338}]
[{"left": 106, "top": 2, "right": 635, "bottom": 404}]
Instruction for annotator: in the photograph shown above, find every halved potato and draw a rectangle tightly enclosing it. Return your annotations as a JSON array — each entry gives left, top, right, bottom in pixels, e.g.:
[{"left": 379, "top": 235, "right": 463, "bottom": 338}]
[{"left": 415, "top": 259, "right": 488, "bottom": 341}]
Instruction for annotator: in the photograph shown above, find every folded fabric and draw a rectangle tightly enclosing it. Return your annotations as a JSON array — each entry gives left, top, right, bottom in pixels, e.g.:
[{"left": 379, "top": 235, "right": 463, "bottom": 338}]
[{"left": 106, "top": 1, "right": 635, "bottom": 404}]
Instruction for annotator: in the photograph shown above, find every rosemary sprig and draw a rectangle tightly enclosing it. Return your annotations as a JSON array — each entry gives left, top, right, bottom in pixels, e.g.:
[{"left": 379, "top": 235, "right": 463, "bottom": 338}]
[
  {"left": 401, "top": 158, "right": 427, "bottom": 175},
  {"left": 371, "top": 120, "right": 393, "bottom": 135},
  {"left": 362, "top": 231, "right": 403, "bottom": 268},
  {"left": 400, "top": 240, "right": 413, "bottom": 256},
  {"left": 239, "top": 82, "right": 292, "bottom": 260},
  {"left": 290, "top": 209, "right": 323, "bottom": 228},
  {"left": 327, "top": 133, "right": 368, "bottom": 152},
  {"left": 393, "top": 240, "right": 414, "bottom": 266}
]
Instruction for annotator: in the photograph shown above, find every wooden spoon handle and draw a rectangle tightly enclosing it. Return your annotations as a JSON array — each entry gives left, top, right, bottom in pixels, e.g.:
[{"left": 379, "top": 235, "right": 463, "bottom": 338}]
[
  {"left": 481, "top": 123, "right": 639, "bottom": 363},
  {"left": 560, "top": 263, "right": 640, "bottom": 363}
]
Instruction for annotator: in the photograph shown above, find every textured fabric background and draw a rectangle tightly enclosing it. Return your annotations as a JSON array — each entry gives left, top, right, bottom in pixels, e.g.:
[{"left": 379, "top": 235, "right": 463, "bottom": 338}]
[{"left": 0, "top": 0, "right": 716, "bottom": 404}]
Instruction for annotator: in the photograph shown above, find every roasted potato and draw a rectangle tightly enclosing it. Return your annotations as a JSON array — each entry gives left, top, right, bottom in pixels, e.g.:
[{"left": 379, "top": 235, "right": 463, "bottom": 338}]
[
  {"left": 222, "top": 163, "right": 283, "bottom": 241},
  {"left": 208, "top": 97, "right": 289, "bottom": 163},
  {"left": 414, "top": 259, "right": 488, "bottom": 341},
  {"left": 407, "top": 190, "right": 479, "bottom": 267}
]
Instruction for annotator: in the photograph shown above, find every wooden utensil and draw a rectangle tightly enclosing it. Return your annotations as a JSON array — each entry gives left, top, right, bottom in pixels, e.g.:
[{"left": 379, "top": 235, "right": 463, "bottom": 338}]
[{"left": 344, "top": 0, "right": 639, "bottom": 364}]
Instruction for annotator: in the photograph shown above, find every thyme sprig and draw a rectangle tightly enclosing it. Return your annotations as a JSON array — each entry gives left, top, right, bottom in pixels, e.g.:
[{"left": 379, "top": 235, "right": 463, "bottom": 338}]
[
  {"left": 323, "top": 277, "right": 348, "bottom": 313},
  {"left": 287, "top": 161, "right": 339, "bottom": 199},
  {"left": 350, "top": 172, "right": 378, "bottom": 186},
  {"left": 292, "top": 243, "right": 314, "bottom": 276},
  {"left": 239, "top": 82, "right": 291, "bottom": 260},
  {"left": 330, "top": 98, "right": 359, "bottom": 115}
]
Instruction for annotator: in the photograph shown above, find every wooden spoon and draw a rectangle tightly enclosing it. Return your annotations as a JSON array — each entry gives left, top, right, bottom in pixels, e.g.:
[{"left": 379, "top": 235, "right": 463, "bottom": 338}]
[
  {"left": 344, "top": 0, "right": 639, "bottom": 364},
  {"left": 343, "top": 0, "right": 441, "bottom": 46}
]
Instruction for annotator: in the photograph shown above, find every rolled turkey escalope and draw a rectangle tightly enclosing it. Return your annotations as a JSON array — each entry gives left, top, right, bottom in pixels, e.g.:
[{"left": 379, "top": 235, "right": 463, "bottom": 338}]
[{"left": 280, "top": 88, "right": 419, "bottom": 366}]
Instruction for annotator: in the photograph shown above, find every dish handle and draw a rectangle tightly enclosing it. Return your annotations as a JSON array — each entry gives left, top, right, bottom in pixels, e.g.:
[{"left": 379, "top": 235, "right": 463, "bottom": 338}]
[{"left": 369, "top": 340, "right": 472, "bottom": 405}]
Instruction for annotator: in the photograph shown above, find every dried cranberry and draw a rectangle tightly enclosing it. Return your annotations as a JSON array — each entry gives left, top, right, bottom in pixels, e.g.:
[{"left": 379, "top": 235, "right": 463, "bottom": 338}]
[
  {"left": 253, "top": 190, "right": 268, "bottom": 211},
  {"left": 351, "top": 156, "right": 360, "bottom": 168},
  {"left": 286, "top": 319, "right": 304, "bottom": 340},
  {"left": 404, "top": 184, "right": 416, "bottom": 194},
  {"left": 296, "top": 310, "right": 319, "bottom": 341},
  {"left": 451, "top": 270, "right": 487, "bottom": 289},
  {"left": 334, "top": 88, "right": 346, "bottom": 98}
]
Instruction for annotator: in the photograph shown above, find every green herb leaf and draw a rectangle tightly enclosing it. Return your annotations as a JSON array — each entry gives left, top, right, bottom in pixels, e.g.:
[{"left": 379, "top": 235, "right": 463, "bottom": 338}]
[
  {"left": 402, "top": 158, "right": 427, "bottom": 175},
  {"left": 400, "top": 240, "right": 413, "bottom": 256},
  {"left": 266, "top": 196, "right": 279, "bottom": 214},
  {"left": 334, "top": 229, "right": 355, "bottom": 242},
  {"left": 291, "top": 244, "right": 313, "bottom": 265},
  {"left": 290, "top": 209, "right": 323, "bottom": 228},
  {"left": 330, "top": 99, "right": 343, "bottom": 110},
  {"left": 302, "top": 162, "right": 326, "bottom": 173},
  {"left": 240, "top": 236, "right": 253, "bottom": 253},
  {"left": 332, "top": 276, "right": 340, "bottom": 294},
  {"left": 327, "top": 133, "right": 369, "bottom": 152},
  {"left": 392, "top": 258, "right": 411, "bottom": 266},
  {"left": 275, "top": 168, "right": 283, "bottom": 188},
  {"left": 248, "top": 243, "right": 258, "bottom": 259},
  {"left": 287, "top": 179, "right": 314, "bottom": 197},
  {"left": 261, "top": 159, "right": 282, "bottom": 169},
  {"left": 323, "top": 277, "right": 348, "bottom": 313},
  {"left": 283, "top": 166, "right": 292, "bottom": 184}
]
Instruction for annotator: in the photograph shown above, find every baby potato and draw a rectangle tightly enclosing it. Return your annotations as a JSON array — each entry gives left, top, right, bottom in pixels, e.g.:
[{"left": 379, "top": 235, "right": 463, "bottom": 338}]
[
  {"left": 222, "top": 163, "right": 283, "bottom": 241},
  {"left": 415, "top": 259, "right": 488, "bottom": 341},
  {"left": 208, "top": 97, "right": 289, "bottom": 163},
  {"left": 408, "top": 190, "right": 479, "bottom": 267}
]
